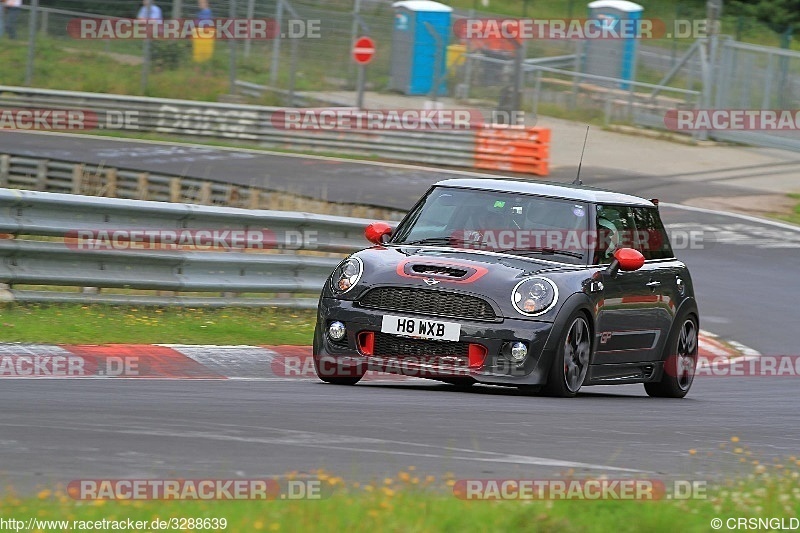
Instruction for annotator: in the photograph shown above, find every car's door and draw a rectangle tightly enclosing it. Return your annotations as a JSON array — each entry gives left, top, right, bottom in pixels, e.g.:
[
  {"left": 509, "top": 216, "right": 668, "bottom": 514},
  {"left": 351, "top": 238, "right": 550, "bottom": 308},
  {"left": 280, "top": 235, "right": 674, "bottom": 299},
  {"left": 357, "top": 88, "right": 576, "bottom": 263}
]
[
  {"left": 629, "top": 205, "right": 681, "bottom": 362},
  {"left": 593, "top": 204, "right": 666, "bottom": 365}
]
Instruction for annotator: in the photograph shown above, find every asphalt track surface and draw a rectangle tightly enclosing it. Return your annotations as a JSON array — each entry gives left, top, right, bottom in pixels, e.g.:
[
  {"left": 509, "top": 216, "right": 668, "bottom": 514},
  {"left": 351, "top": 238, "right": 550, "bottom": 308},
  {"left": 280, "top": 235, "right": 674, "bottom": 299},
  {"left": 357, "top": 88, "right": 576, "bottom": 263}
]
[
  {"left": 1, "top": 377, "right": 796, "bottom": 493},
  {"left": 1, "top": 132, "right": 799, "bottom": 493},
  {"left": 0, "top": 131, "right": 767, "bottom": 209}
]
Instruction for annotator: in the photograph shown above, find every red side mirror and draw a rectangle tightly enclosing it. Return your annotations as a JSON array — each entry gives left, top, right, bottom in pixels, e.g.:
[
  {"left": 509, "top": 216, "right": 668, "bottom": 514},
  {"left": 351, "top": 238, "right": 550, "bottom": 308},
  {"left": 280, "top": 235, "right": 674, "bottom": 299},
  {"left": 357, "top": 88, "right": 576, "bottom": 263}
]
[
  {"left": 613, "top": 248, "right": 645, "bottom": 271},
  {"left": 364, "top": 222, "right": 392, "bottom": 245}
]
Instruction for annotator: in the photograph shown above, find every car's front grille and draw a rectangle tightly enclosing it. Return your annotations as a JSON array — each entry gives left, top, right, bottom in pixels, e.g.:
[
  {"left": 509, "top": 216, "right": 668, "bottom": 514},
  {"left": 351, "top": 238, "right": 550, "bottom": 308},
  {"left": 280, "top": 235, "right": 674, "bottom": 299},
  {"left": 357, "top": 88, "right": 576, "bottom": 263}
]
[
  {"left": 372, "top": 332, "right": 469, "bottom": 362},
  {"left": 359, "top": 287, "right": 497, "bottom": 321}
]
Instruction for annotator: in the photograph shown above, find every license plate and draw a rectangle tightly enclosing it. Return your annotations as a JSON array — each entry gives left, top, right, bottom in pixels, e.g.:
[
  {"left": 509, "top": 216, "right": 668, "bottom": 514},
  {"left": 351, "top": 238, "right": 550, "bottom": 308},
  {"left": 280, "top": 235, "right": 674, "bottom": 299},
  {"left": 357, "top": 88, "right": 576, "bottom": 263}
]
[{"left": 381, "top": 315, "right": 461, "bottom": 342}]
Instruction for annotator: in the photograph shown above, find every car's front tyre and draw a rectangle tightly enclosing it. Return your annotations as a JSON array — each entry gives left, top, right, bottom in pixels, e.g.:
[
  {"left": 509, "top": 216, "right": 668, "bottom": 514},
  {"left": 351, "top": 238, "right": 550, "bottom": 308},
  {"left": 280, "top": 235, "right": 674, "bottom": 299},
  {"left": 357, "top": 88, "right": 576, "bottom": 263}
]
[
  {"left": 439, "top": 377, "right": 475, "bottom": 391},
  {"left": 313, "top": 354, "right": 364, "bottom": 386},
  {"left": 317, "top": 375, "right": 363, "bottom": 386},
  {"left": 644, "top": 314, "right": 698, "bottom": 398},
  {"left": 542, "top": 311, "right": 592, "bottom": 397}
]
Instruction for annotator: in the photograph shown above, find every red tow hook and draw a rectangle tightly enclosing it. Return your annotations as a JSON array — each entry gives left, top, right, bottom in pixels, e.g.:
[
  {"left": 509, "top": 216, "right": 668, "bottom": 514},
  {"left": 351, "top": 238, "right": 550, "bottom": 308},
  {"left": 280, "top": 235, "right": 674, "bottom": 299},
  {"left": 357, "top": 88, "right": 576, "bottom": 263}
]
[{"left": 357, "top": 331, "right": 375, "bottom": 356}]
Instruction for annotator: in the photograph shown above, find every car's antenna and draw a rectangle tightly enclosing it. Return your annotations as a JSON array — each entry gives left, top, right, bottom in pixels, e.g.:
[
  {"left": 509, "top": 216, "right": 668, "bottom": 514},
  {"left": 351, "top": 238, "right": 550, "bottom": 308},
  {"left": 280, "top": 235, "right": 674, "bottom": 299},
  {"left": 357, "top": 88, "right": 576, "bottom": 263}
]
[{"left": 572, "top": 125, "right": 590, "bottom": 186}]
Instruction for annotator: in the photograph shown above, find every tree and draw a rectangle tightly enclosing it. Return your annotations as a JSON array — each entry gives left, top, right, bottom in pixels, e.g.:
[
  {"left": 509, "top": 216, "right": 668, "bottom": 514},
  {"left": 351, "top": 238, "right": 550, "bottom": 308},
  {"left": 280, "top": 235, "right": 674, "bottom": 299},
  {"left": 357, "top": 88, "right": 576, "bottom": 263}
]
[{"left": 730, "top": 0, "right": 800, "bottom": 44}]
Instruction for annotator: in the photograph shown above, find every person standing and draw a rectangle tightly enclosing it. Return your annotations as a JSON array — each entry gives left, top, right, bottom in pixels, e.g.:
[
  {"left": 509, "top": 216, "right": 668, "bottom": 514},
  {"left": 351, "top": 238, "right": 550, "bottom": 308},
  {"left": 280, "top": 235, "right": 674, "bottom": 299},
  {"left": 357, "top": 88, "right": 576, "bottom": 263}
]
[
  {"left": 4, "top": 0, "right": 22, "bottom": 40},
  {"left": 196, "top": 0, "right": 212, "bottom": 28},
  {"left": 136, "top": 0, "right": 162, "bottom": 20},
  {"left": 192, "top": 0, "right": 214, "bottom": 63}
]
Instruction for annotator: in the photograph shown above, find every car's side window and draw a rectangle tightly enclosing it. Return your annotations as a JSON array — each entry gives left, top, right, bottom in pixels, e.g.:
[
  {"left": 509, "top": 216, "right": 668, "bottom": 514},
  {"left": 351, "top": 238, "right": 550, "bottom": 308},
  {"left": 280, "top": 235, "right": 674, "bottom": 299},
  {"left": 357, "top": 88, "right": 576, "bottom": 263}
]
[
  {"left": 630, "top": 207, "right": 674, "bottom": 260},
  {"left": 594, "top": 204, "right": 637, "bottom": 264}
]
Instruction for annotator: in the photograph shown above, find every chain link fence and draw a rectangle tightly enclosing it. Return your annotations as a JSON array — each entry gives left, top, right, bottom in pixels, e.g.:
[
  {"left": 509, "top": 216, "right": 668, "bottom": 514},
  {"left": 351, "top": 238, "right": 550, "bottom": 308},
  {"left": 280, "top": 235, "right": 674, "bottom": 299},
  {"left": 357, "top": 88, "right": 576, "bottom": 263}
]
[
  {"left": 6, "top": 1, "right": 800, "bottom": 150},
  {"left": 711, "top": 38, "right": 800, "bottom": 149}
]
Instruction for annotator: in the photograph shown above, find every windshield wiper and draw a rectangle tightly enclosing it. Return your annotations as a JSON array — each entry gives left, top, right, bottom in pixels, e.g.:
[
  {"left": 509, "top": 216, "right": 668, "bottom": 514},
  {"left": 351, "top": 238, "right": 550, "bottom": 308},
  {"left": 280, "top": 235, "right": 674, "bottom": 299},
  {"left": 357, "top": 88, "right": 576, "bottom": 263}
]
[
  {"left": 396, "top": 237, "right": 473, "bottom": 247},
  {"left": 500, "top": 247, "right": 584, "bottom": 259}
]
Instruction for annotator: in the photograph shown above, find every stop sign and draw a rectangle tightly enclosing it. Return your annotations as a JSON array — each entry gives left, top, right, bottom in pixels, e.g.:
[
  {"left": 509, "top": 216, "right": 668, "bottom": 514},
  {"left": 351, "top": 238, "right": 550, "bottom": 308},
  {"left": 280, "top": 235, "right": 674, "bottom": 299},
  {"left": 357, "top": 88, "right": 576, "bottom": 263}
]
[{"left": 353, "top": 36, "right": 376, "bottom": 65}]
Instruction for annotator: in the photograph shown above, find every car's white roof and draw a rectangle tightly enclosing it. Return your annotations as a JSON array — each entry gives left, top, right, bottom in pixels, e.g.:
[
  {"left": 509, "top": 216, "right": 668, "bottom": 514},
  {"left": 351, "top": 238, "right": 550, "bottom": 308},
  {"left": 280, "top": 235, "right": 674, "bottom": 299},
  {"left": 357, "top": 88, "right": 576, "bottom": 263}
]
[{"left": 434, "top": 178, "right": 656, "bottom": 207}]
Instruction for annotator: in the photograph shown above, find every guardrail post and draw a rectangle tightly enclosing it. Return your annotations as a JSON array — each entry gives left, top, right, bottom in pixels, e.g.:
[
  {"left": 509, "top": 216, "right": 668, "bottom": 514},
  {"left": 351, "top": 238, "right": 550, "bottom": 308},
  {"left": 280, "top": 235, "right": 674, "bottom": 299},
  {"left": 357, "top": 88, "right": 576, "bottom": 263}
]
[
  {"left": 106, "top": 168, "right": 118, "bottom": 198},
  {"left": 225, "top": 185, "right": 240, "bottom": 206},
  {"left": 0, "top": 155, "right": 9, "bottom": 187},
  {"left": 248, "top": 187, "right": 261, "bottom": 209},
  {"left": 71, "top": 163, "right": 85, "bottom": 194},
  {"left": 170, "top": 177, "right": 182, "bottom": 203},
  {"left": 36, "top": 160, "right": 48, "bottom": 191},
  {"left": 0, "top": 282, "right": 13, "bottom": 303},
  {"left": 137, "top": 173, "right": 149, "bottom": 200},
  {"left": 199, "top": 182, "right": 212, "bottom": 205}
]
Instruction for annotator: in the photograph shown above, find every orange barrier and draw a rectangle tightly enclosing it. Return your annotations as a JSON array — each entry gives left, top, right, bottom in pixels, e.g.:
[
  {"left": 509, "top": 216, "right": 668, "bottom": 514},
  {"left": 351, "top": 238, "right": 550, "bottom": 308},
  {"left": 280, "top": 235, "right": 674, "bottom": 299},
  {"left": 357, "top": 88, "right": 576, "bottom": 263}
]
[{"left": 474, "top": 127, "right": 550, "bottom": 176}]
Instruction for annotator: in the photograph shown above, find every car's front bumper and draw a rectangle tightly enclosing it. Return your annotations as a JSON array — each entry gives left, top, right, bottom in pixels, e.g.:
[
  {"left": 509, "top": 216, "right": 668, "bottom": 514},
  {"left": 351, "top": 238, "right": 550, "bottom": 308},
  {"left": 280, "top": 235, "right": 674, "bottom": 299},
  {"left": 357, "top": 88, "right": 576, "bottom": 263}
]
[{"left": 313, "top": 297, "right": 558, "bottom": 386}]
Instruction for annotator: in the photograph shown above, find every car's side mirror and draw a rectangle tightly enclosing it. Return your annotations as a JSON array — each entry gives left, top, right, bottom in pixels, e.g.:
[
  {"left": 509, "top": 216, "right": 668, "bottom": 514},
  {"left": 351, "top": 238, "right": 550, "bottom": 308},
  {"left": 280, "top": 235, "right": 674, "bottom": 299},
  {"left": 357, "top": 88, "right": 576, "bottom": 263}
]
[
  {"left": 605, "top": 248, "right": 645, "bottom": 278},
  {"left": 364, "top": 222, "right": 392, "bottom": 245}
]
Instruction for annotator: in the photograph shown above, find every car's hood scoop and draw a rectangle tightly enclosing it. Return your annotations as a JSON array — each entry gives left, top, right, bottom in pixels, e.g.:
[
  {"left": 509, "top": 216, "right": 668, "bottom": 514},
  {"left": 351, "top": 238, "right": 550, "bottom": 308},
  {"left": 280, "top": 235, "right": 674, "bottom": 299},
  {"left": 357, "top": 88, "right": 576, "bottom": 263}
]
[
  {"left": 409, "top": 263, "right": 469, "bottom": 279},
  {"left": 400, "top": 260, "right": 481, "bottom": 283}
]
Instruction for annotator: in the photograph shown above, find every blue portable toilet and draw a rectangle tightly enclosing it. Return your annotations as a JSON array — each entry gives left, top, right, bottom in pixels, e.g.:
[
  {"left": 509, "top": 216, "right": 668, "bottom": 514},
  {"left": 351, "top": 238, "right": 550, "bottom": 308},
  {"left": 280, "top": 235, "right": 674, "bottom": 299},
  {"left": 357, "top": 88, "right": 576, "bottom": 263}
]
[
  {"left": 583, "top": 0, "right": 643, "bottom": 89},
  {"left": 390, "top": 1, "right": 452, "bottom": 96}
]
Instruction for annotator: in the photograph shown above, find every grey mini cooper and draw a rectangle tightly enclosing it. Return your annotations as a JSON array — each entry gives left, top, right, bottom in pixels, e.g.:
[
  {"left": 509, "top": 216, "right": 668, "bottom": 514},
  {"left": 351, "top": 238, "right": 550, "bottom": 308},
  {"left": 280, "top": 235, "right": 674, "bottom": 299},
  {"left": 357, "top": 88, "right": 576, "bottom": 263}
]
[{"left": 313, "top": 178, "right": 699, "bottom": 398}]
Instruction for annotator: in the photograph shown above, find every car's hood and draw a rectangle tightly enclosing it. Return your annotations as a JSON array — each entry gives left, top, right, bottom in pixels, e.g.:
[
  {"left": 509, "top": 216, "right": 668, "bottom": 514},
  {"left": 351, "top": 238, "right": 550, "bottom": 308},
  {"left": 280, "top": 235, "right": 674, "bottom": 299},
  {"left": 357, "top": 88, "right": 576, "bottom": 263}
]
[{"left": 351, "top": 245, "right": 584, "bottom": 291}]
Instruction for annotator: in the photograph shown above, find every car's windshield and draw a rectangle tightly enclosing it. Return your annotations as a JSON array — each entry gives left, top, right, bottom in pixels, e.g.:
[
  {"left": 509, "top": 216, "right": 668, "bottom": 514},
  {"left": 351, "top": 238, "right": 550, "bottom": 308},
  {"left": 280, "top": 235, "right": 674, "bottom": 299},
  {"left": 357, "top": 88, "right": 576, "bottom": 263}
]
[{"left": 391, "top": 187, "right": 591, "bottom": 265}]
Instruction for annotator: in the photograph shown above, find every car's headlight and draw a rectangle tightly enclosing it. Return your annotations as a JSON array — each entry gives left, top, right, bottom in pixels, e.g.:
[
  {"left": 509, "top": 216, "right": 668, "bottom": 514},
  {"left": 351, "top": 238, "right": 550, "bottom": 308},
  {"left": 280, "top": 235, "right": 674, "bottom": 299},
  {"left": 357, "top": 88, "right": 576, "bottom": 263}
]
[
  {"left": 511, "top": 276, "right": 558, "bottom": 316},
  {"left": 330, "top": 257, "right": 363, "bottom": 295}
]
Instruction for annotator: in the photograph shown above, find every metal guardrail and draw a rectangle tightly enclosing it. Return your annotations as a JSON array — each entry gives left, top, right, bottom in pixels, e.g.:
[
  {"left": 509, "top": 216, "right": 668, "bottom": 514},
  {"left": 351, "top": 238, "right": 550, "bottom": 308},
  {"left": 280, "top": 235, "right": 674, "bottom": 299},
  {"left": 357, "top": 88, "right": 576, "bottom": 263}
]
[
  {"left": 0, "top": 188, "right": 380, "bottom": 307},
  {"left": 0, "top": 154, "right": 237, "bottom": 204},
  {"left": 0, "top": 85, "right": 549, "bottom": 174},
  {"left": 0, "top": 153, "right": 406, "bottom": 221}
]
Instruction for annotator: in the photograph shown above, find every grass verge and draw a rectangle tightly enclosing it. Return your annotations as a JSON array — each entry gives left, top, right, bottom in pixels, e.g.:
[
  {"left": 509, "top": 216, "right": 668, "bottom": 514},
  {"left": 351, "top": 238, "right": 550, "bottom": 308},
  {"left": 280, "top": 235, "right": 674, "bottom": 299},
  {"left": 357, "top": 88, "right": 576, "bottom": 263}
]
[
  {"left": 774, "top": 194, "right": 800, "bottom": 226},
  {"left": 3, "top": 460, "right": 799, "bottom": 533},
  {"left": 0, "top": 304, "right": 315, "bottom": 345},
  {"left": 0, "top": 39, "right": 229, "bottom": 101}
]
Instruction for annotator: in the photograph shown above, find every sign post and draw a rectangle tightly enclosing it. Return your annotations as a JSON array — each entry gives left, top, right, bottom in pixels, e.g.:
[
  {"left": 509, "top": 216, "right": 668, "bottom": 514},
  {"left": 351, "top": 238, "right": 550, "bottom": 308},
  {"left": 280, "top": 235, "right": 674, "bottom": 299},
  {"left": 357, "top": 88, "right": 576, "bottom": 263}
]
[{"left": 352, "top": 36, "right": 375, "bottom": 109}]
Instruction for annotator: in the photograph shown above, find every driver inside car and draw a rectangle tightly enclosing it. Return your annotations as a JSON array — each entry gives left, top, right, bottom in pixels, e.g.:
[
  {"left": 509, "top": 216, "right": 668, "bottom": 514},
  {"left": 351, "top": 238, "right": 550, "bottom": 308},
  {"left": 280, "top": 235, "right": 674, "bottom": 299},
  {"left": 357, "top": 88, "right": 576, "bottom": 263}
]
[{"left": 597, "top": 216, "right": 621, "bottom": 261}]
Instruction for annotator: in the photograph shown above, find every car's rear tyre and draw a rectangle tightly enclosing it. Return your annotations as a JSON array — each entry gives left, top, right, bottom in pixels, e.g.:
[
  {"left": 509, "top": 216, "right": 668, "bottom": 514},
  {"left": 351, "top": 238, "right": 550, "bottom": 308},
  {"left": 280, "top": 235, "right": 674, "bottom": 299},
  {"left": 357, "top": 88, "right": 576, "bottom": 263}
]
[
  {"left": 313, "top": 355, "right": 364, "bottom": 386},
  {"left": 645, "top": 314, "right": 698, "bottom": 398},
  {"left": 542, "top": 312, "right": 592, "bottom": 398}
]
